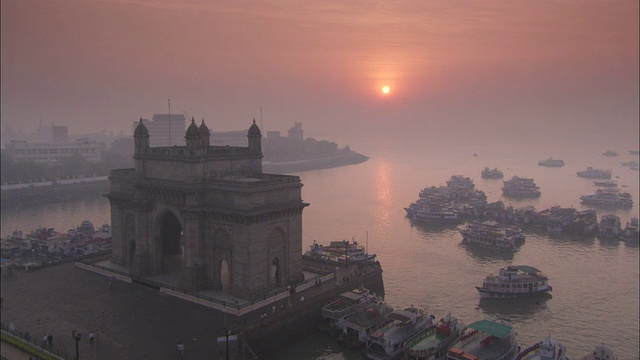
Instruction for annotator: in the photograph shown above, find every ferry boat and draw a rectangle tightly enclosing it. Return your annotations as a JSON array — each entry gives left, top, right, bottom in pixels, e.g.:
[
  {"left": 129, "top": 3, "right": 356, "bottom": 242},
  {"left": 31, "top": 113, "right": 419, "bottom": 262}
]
[
  {"left": 446, "top": 175, "right": 475, "bottom": 192},
  {"left": 445, "top": 319, "right": 518, "bottom": 360},
  {"left": 537, "top": 157, "right": 565, "bottom": 167},
  {"left": 593, "top": 180, "right": 618, "bottom": 187},
  {"left": 322, "top": 287, "right": 379, "bottom": 332},
  {"left": 338, "top": 301, "right": 395, "bottom": 349},
  {"left": 621, "top": 217, "right": 639, "bottom": 241},
  {"left": 580, "top": 189, "right": 633, "bottom": 207},
  {"left": 597, "top": 214, "right": 623, "bottom": 238},
  {"left": 602, "top": 150, "right": 618, "bottom": 157},
  {"left": 621, "top": 160, "right": 639, "bottom": 167},
  {"left": 476, "top": 265, "right": 551, "bottom": 299},
  {"left": 458, "top": 221, "right": 520, "bottom": 252},
  {"left": 577, "top": 167, "right": 612, "bottom": 179},
  {"left": 581, "top": 344, "right": 618, "bottom": 360},
  {"left": 513, "top": 335, "right": 568, "bottom": 360},
  {"left": 403, "top": 313, "right": 465, "bottom": 360},
  {"left": 546, "top": 207, "right": 577, "bottom": 232},
  {"left": 481, "top": 168, "right": 503, "bottom": 179},
  {"left": 411, "top": 202, "right": 459, "bottom": 223},
  {"left": 365, "top": 306, "right": 435, "bottom": 360},
  {"left": 501, "top": 176, "right": 541, "bottom": 197},
  {"left": 306, "top": 239, "right": 376, "bottom": 264}
]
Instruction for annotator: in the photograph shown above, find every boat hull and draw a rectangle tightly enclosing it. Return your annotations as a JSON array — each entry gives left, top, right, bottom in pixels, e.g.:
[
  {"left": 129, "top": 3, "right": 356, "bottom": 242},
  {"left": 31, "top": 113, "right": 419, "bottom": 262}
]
[{"left": 476, "top": 287, "right": 551, "bottom": 299}]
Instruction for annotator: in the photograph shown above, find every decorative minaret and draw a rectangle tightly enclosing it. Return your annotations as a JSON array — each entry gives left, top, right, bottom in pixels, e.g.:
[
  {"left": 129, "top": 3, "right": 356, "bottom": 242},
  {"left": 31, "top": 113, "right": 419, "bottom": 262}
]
[
  {"left": 185, "top": 117, "right": 201, "bottom": 155},
  {"left": 133, "top": 118, "right": 149, "bottom": 154},
  {"left": 133, "top": 118, "right": 150, "bottom": 178},
  {"left": 247, "top": 119, "right": 262, "bottom": 154},
  {"left": 199, "top": 119, "right": 210, "bottom": 148}
]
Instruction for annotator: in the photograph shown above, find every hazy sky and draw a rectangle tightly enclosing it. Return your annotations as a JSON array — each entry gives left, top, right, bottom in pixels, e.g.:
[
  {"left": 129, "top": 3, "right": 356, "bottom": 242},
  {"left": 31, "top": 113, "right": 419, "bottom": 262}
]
[{"left": 1, "top": 0, "right": 638, "bottom": 144}]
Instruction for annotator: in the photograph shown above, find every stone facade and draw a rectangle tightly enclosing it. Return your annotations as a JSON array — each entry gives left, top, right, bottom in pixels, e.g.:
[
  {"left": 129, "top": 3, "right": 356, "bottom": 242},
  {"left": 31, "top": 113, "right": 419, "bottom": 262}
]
[{"left": 106, "top": 118, "right": 307, "bottom": 297}]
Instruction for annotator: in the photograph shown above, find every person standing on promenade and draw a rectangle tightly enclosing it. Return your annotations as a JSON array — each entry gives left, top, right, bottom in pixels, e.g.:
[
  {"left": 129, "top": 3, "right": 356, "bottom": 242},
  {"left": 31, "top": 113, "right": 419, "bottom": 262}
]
[
  {"left": 176, "top": 339, "right": 184, "bottom": 356},
  {"left": 89, "top": 331, "right": 94, "bottom": 344}
]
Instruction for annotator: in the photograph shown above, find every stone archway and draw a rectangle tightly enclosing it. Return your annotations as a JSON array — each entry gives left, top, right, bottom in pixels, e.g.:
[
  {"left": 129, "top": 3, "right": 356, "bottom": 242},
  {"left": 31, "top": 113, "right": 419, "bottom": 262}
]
[
  {"left": 124, "top": 214, "right": 136, "bottom": 267},
  {"left": 267, "top": 228, "right": 286, "bottom": 288},
  {"left": 157, "top": 211, "right": 183, "bottom": 274}
]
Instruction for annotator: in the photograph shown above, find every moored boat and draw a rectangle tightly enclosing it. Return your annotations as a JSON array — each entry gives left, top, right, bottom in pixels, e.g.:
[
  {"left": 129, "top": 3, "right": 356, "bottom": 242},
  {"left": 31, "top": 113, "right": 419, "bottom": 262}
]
[
  {"left": 597, "top": 214, "right": 623, "bottom": 238},
  {"left": 481, "top": 168, "right": 504, "bottom": 179},
  {"left": 580, "top": 189, "right": 633, "bottom": 207},
  {"left": 338, "top": 301, "right": 395, "bottom": 349},
  {"left": 577, "top": 167, "right": 611, "bottom": 179},
  {"left": 538, "top": 157, "right": 565, "bottom": 167},
  {"left": 365, "top": 306, "right": 435, "bottom": 360},
  {"left": 306, "top": 239, "right": 376, "bottom": 264},
  {"left": 476, "top": 265, "right": 551, "bottom": 299},
  {"left": 513, "top": 334, "right": 568, "bottom": 360},
  {"left": 593, "top": 180, "right": 618, "bottom": 187},
  {"left": 621, "top": 217, "right": 639, "bottom": 242},
  {"left": 403, "top": 313, "right": 465, "bottom": 360},
  {"left": 621, "top": 160, "right": 638, "bottom": 167},
  {"left": 445, "top": 319, "right": 518, "bottom": 360},
  {"left": 581, "top": 344, "right": 618, "bottom": 360},
  {"left": 321, "top": 286, "right": 379, "bottom": 332},
  {"left": 501, "top": 176, "right": 541, "bottom": 198},
  {"left": 602, "top": 150, "right": 618, "bottom": 157},
  {"left": 459, "top": 221, "right": 520, "bottom": 252}
]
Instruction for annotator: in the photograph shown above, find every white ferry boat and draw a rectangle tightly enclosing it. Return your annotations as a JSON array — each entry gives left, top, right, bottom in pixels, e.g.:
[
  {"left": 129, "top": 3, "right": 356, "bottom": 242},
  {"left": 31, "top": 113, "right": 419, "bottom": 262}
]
[
  {"left": 402, "top": 313, "right": 465, "bottom": 360},
  {"left": 581, "top": 344, "right": 618, "bottom": 360},
  {"left": 322, "top": 287, "right": 379, "bottom": 332},
  {"left": 537, "top": 157, "right": 565, "bottom": 167},
  {"left": 501, "top": 176, "right": 541, "bottom": 197},
  {"left": 513, "top": 335, "right": 568, "bottom": 360},
  {"left": 621, "top": 217, "right": 639, "bottom": 241},
  {"left": 458, "top": 221, "right": 520, "bottom": 252},
  {"left": 411, "top": 202, "right": 459, "bottom": 223},
  {"left": 577, "top": 167, "right": 612, "bottom": 179},
  {"left": 446, "top": 319, "right": 518, "bottom": 360},
  {"left": 597, "top": 214, "right": 623, "bottom": 238},
  {"left": 365, "top": 306, "right": 435, "bottom": 360},
  {"left": 580, "top": 189, "right": 633, "bottom": 207},
  {"left": 481, "top": 168, "right": 504, "bottom": 179},
  {"left": 306, "top": 239, "right": 376, "bottom": 263},
  {"left": 338, "top": 301, "right": 395, "bottom": 349},
  {"left": 476, "top": 265, "right": 552, "bottom": 299}
]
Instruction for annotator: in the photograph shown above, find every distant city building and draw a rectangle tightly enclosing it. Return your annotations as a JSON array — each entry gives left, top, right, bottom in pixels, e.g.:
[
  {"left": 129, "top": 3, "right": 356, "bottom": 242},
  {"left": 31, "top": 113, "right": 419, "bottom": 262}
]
[
  {"left": 51, "top": 125, "right": 69, "bottom": 143},
  {"left": 287, "top": 122, "right": 303, "bottom": 140},
  {"left": 5, "top": 138, "right": 104, "bottom": 163},
  {"left": 133, "top": 114, "right": 186, "bottom": 147}
]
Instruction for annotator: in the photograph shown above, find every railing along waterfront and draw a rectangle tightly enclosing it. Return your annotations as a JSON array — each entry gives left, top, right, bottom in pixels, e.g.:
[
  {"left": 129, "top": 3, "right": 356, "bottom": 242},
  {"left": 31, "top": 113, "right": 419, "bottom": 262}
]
[{"left": 1, "top": 322, "right": 69, "bottom": 360}]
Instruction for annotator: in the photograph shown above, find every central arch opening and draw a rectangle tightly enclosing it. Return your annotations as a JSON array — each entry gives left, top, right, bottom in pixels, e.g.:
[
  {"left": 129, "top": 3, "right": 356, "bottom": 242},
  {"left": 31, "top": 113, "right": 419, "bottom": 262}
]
[
  {"left": 158, "top": 211, "right": 183, "bottom": 274},
  {"left": 219, "top": 258, "right": 230, "bottom": 291}
]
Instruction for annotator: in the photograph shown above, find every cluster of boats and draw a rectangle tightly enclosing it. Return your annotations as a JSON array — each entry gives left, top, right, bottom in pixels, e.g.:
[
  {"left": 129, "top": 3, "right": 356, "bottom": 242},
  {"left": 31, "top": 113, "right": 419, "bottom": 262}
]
[
  {"left": 319, "top": 266, "right": 616, "bottom": 360},
  {"left": 1, "top": 220, "right": 112, "bottom": 268},
  {"left": 405, "top": 176, "right": 487, "bottom": 223}
]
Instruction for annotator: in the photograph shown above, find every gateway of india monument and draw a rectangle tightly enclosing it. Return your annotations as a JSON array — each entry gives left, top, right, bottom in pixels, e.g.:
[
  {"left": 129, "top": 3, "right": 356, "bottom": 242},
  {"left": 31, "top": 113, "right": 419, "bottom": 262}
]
[{"left": 105, "top": 118, "right": 307, "bottom": 298}]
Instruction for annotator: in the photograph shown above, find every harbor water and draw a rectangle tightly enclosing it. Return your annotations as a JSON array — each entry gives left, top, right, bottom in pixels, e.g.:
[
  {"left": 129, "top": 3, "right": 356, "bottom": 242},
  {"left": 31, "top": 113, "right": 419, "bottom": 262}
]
[{"left": 2, "top": 135, "right": 639, "bottom": 359}]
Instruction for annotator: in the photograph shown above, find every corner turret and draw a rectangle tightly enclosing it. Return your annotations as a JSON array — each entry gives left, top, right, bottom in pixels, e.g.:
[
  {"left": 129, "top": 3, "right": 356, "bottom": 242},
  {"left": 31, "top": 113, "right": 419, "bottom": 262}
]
[
  {"left": 199, "top": 119, "right": 210, "bottom": 147},
  {"left": 185, "top": 117, "right": 202, "bottom": 155},
  {"left": 247, "top": 119, "right": 262, "bottom": 154},
  {"left": 134, "top": 118, "right": 149, "bottom": 155}
]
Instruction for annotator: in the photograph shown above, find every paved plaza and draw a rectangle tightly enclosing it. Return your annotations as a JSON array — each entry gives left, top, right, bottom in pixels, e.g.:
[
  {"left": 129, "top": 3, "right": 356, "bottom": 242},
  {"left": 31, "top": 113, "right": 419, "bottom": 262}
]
[{"left": 1, "top": 262, "right": 245, "bottom": 359}]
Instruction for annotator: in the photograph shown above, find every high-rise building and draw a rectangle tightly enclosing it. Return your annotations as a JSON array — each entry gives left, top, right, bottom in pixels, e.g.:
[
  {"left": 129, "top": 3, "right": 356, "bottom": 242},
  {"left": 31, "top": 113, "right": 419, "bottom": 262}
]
[{"left": 133, "top": 114, "right": 186, "bottom": 147}]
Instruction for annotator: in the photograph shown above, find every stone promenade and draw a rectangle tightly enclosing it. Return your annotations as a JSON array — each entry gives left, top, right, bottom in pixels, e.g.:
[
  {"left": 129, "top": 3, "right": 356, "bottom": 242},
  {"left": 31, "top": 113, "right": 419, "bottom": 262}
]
[{"left": 1, "top": 262, "right": 240, "bottom": 359}]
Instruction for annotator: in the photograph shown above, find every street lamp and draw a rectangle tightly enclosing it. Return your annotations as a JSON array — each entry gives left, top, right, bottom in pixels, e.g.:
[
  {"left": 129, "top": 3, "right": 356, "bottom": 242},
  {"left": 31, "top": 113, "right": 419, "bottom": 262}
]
[
  {"left": 71, "top": 330, "right": 81, "bottom": 360},
  {"left": 225, "top": 329, "right": 231, "bottom": 360}
]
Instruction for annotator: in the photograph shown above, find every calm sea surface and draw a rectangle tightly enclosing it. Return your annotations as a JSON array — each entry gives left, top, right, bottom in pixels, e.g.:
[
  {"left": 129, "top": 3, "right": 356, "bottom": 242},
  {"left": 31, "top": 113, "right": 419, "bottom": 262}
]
[{"left": 2, "top": 136, "right": 639, "bottom": 359}]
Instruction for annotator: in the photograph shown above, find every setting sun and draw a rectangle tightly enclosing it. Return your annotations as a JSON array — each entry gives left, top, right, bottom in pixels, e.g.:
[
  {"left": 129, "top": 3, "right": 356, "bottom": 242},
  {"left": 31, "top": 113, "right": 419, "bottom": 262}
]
[{"left": 381, "top": 86, "right": 390, "bottom": 94}]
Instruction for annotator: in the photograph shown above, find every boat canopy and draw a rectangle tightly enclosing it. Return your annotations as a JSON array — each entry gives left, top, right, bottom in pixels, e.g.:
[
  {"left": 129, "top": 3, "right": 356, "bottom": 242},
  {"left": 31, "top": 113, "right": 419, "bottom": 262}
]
[
  {"left": 467, "top": 320, "right": 512, "bottom": 339},
  {"left": 511, "top": 265, "right": 541, "bottom": 274}
]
